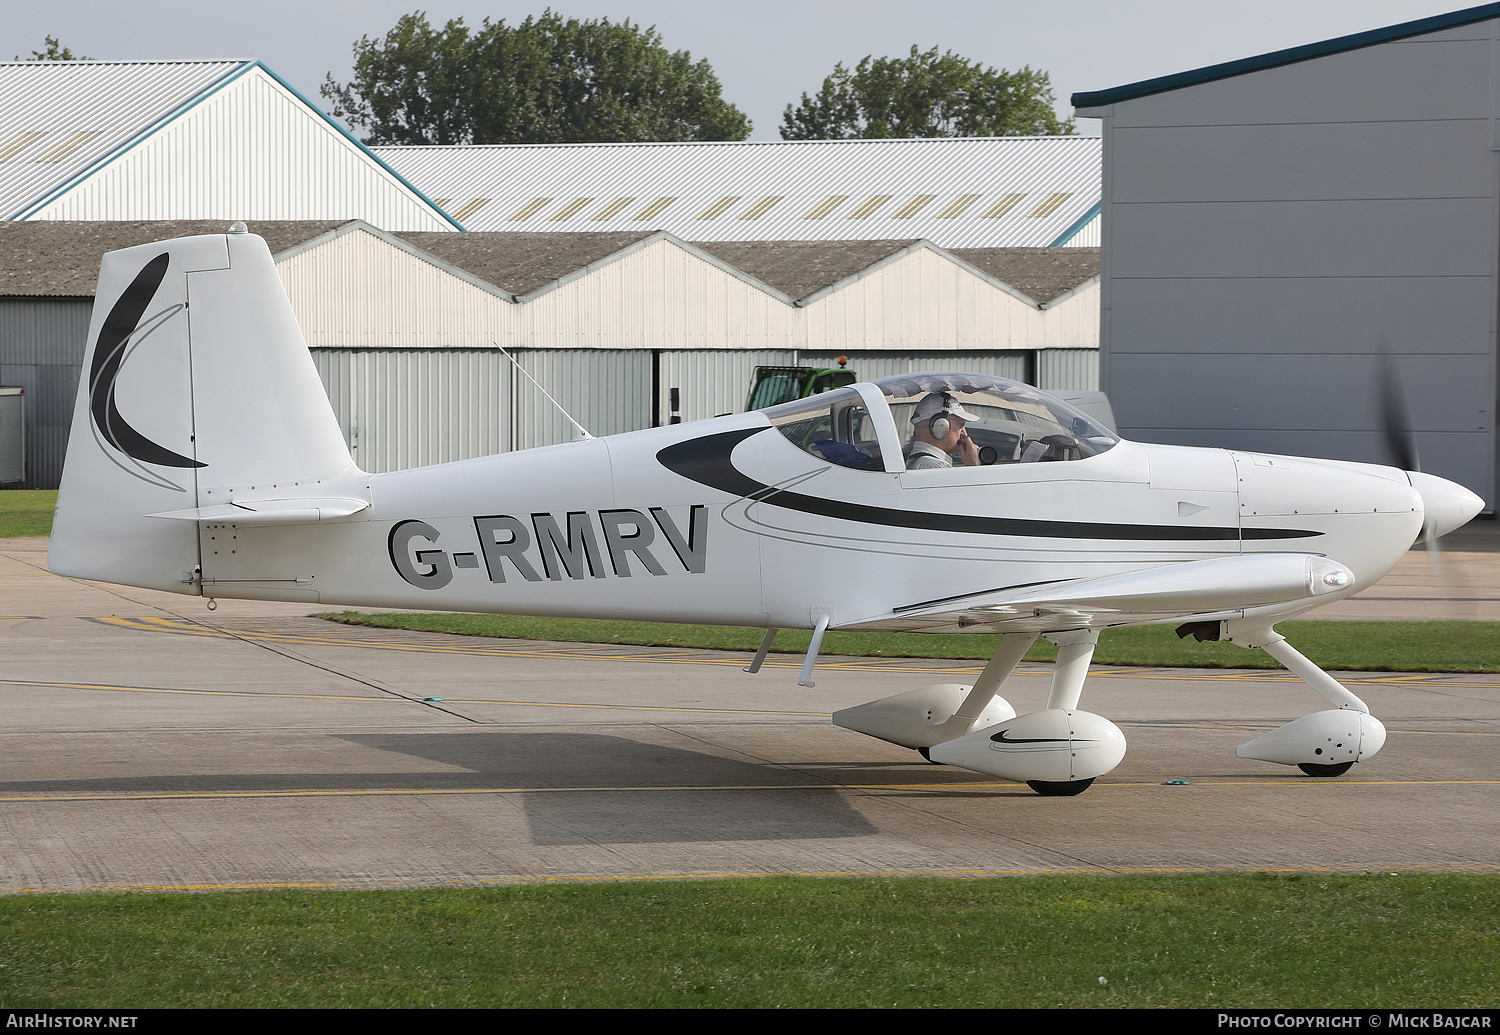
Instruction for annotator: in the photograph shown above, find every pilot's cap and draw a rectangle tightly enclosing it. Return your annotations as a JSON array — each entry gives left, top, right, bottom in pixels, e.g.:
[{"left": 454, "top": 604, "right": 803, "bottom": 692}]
[{"left": 912, "top": 392, "right": 980, "bottom": 423}]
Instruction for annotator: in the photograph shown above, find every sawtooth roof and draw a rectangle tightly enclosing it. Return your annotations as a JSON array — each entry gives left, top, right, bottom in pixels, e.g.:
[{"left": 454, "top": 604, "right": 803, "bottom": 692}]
[
  {"left": 949, "top": 247, "right": 1101, "bottom": 305},
  {"left": 394, "top": 229, "right": 658, "bottom": 297},
  {"left": 0, "top": 219, "right": 347, "bottom": 295},
  {"left": 0, "top": 223, "right": 1099, "bottom": 308},
  {"left": 693, "top": 239, "right": 919, "bottom": 301}
]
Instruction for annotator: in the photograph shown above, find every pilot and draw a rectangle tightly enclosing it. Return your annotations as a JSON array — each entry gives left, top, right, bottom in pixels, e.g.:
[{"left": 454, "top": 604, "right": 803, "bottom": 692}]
[{"left": 906, "top": 393, "right": 981, "bottom": 470}]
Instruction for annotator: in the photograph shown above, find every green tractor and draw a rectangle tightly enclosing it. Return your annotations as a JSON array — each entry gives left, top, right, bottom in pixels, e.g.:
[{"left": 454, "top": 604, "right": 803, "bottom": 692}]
[{"left": 745, "top": 358, "right": 857, "bottom": 411}]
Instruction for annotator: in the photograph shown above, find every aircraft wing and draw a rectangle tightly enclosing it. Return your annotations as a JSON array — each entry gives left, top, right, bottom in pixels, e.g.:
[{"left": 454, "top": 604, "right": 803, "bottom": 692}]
[{"left": 847, "top": 553, "right": 1355, "bottom": 634}]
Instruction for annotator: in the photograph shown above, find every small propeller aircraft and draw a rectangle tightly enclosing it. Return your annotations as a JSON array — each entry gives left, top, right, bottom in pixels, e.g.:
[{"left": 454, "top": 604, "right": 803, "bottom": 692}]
[{"left": 49, "top": 229, "right": 1484, "bottom": 795}]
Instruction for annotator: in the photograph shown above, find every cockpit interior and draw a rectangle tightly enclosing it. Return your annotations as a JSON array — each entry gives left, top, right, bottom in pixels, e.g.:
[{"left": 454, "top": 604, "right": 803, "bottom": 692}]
[{"left": 764, "top": 373, "right": 1119, "bottom": 472}]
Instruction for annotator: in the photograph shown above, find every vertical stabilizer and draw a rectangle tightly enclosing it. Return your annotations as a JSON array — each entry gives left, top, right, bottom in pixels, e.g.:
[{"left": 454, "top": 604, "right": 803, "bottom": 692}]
[{"left": 49, "top": 232, "right": 357, "bottom": 592}]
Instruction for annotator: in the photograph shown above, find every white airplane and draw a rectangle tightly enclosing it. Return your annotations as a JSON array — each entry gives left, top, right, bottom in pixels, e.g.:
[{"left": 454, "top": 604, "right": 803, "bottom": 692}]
[{"left": 49, "top": 229, "right": 1484, "bottom": 795}]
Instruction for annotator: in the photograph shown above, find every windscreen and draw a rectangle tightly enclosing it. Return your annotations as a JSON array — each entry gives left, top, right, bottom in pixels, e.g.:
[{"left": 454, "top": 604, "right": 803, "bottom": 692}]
[{"left": 763, "top": 387, "right": 884, "bottom": 471}]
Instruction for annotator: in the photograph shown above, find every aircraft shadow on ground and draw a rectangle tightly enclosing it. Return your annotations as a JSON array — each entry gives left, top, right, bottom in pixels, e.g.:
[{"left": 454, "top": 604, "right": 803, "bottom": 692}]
[
  {"left": 2, "top": 731, "right": 879, "bottom": 846},
  {"left": 341, "top": 731, "right": 881, "bottom": 845}
]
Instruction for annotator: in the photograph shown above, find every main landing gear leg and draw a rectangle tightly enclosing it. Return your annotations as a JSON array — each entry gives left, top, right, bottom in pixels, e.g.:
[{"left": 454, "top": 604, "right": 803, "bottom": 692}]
[
  {"left": 921, "top": 631, "right": 1040, "bottom": 754},
  {"left": 831, "top": 632, "right": 1032, "bottom": 756},
  {"left": 833, "top": 628, "right": 1128, "bottom": 797},
  {"left": 1028, "top": 628, "right": 1103, "bottom": 796},
  {"left": 1044, "top": 628, "right": 1098, "bottom": 711},
  {"left": 929, "top": 626, "right": 1126, "bottom": 797},
  {"left": 1221, "top": 622, "right": 1387, "bottom": 777}
]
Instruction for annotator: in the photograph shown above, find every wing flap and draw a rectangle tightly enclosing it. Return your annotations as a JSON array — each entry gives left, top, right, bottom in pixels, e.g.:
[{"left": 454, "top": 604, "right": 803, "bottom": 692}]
[{"left": 851, "top": 554, "right": 1354, "bottom": 633}]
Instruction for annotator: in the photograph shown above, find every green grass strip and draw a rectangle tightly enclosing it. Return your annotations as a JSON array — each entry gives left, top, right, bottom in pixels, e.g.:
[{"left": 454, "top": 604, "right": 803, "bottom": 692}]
[
  {"left": 318, "top": 611, "right": 1500, "bottom": 673},
  {"left": 0, "top": 874, "right": 1494, "bottom": 1007},
  {"left": 0, "top": 489, "right": 55, "bottom": 538}
]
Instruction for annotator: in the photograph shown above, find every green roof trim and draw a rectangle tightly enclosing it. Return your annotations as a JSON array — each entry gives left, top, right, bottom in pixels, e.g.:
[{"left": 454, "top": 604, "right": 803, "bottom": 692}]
[
  {"left": 1048, "top": 201, "right": 1100, "bottom": 247},
  {"left": 251, "top": 61, "right": 463, "bottom": 231},
  {"left": 1072, "top": 2, "right": 1500, "bottom": 109}
]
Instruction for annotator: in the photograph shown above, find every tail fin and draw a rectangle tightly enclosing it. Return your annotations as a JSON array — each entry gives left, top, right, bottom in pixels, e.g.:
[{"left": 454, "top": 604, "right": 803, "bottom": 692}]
[{"left": 49, "top": 230, "right": 358, "bottom": 592}]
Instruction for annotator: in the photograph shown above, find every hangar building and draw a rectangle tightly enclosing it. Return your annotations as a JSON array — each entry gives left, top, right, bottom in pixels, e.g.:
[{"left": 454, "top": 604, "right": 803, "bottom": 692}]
[
  {"left": 0, "top": 62, "right": 1102, "bottom": 487},
  {"left": 1074, "top": 4, "right": 1499, "bottom": 507},
  {"left": 1, "top": 220, "right": 1098, "bottom": 486},
  {"left": 0, "top": 59, "right": 454, "bottom": 229}
]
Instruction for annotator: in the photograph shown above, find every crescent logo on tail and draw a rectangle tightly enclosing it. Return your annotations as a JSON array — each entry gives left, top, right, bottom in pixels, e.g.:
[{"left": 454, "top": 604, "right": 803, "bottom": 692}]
[{"left": 88, "top": 253, "right": 205, "bottom": 490}]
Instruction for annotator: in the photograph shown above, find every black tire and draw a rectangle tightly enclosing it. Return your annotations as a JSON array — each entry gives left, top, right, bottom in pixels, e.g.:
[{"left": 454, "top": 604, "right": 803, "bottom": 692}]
[
  {"left": 1297, "top": 761, "right": 1354, "bottom": 777},
  {"left": 1026, "top": 778, "right": 1095, "bottom": 796}
]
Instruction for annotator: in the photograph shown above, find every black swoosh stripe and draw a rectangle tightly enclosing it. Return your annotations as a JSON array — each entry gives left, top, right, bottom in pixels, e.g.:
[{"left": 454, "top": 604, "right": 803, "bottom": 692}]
[
  {"left": 656, "top": 428, "right": 1321, "bottom": 543},
  {"left": 89, "top": 253, "right": 205, "bottom": 470},
  {"left": 990, "top": 730, "right": 1074, "bottom": 745}
]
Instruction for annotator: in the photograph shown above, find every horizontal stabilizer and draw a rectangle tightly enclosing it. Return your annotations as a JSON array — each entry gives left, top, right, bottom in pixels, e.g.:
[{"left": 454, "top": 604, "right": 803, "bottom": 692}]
[{"left": 148, "top": 498, "right": 370, "bottom": 524}]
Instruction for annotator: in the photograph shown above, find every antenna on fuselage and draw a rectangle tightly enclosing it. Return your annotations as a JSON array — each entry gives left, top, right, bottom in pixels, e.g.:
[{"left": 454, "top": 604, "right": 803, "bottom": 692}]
[{"left": 493, "top": 341, "right": 593, "bottom": 441}]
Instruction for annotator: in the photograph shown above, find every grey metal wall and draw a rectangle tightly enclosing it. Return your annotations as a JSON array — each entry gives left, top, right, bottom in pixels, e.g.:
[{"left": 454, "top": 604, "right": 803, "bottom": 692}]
[
  {"left": 799, "top": 351, "right": 1034, "bottom": 384},
  {"left": 1036, "top": 348, "right": 1099, "bottom": 391},
  {"left": 1084, "top": 22, "right": 1497, "bottom": 505},
  {"left": 0, "top": 308, "right": 1099, "bottom": 487},
  {"left": 311, "top": 345, "right": 1095, "bottom": 473},
  {"left": 0, "top": 297, "right": 90, "bottom": 489},
  {"left": 512, "top": 350, "right": 653, "bottom": 450},
  {"left": 310, "top": 349, "right": 513, "bottom": 474},
  {"left": 311, "top": 348, "right": 657, "bottom": 470},
  {"left": 659, "top": 348, "right": 1052, "bottom": 433},
  {"left": 658, "top": 349, "right": 797, "bottom": 424}
]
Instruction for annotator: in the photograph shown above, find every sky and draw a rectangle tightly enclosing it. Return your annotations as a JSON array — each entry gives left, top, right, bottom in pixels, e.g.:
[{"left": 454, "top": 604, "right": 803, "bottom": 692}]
[{"left": 5, "top": 1, "right": 1482, "bottom": 139}]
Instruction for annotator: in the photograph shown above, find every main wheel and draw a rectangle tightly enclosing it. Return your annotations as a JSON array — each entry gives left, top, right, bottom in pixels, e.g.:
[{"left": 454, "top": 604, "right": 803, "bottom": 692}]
[
  {"left": 1026, "top": 778, "right": 1095, "bottom": 796},
  {"left": 1297, "top": 761, "right": 1354, "bottom": 777}
]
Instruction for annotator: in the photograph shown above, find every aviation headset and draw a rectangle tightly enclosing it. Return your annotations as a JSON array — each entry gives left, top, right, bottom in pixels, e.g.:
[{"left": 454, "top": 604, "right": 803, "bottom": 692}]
[
  {"left": 920, "top": 393, "right": 962, "bottom": 439},
  {"left": 912, "top": 392, "right": 980, "bottom": 450}
]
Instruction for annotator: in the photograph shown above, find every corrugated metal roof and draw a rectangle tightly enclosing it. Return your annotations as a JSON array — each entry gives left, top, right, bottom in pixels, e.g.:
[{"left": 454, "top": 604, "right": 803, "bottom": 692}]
[
  {"left": 0, "top": 60, "right": 251, "bottom": 220},
  {"left": 375, "top": 136, "right": 1101, "bottom": 248},
  {"left": 0, "top": 59, "right": 460, "bottom": 230}
]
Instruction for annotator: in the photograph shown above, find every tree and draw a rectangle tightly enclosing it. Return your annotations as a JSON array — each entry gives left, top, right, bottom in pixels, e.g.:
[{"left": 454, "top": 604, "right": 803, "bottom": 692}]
[
  {"left": 781, "top": 46, "right": 1074, "bottom": 140},
  {"left": 21, "top": 36, "right": 90, "bottom": 61},
  {"left": 322, "top": 10, "right": 749, "bottom": 145}
]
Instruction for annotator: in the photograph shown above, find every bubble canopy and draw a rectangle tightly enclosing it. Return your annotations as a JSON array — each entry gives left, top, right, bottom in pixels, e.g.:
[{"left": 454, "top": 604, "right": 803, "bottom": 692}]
[{"left": 763, "top": 373, "right": 1118, "bottom": 472}]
